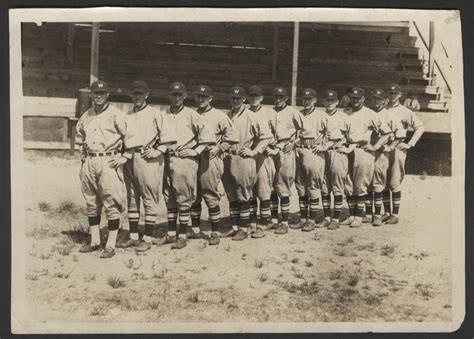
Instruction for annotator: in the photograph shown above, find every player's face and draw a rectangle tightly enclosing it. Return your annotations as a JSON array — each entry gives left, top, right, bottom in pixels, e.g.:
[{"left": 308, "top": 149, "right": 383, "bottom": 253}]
[
  {"left": 372, "top": 97, "right": 385, "bottom": 110},
  {"left": 273, "top": 94, "right": 287, "bottom": 107},
  {"left": 230, "top": 96, "right": 245, "bottom": 109},
  {"left": 388, "top": 92, "right": 402, "bottom": 103},
  {"left": 91, "top": 91, "right": 109, "bottom": 106},
  {"left": 248, "top": 94, "right": 263, "bottom": 107},
  {"left": 350, "top": 96, "right": 365, "bottom": 109},
  {"left": 195, "top": 94, "right": 212, "bottom": 108},
  {"left": 169, "top": 92, "right": 186, "bottom": 107},
  {"left": 324, "top": 98, "right": 339, "bottom": 111},
  {"left": 302, "top": 98, "right": 316, "bottom": 109},
  {"left": 130, "top": 92, "right": 148, "bottom": 107}
]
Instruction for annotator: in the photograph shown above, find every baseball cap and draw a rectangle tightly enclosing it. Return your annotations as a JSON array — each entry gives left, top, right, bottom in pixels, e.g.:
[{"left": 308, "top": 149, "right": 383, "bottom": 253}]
[
  {"left": 130, "top": 80, "right": 150, "bottom": 94},
  {"left": 387, "top": 84, "right": 401, "bottom": 93},
  {"left": 371, "top": 88, "right": 386, "bottom": 99},
  {"left": 302, "top": 88, "right": 317, "bottom": 99},
  {"left": 230, "top": 86, "right": 245, "bottom": 98},
  {"left": 90, "top": 80, "right": 109, "bottom": 93},
  {"left": 248, "top": 85, "right": 263, "bottom": 96},
  {"left": 195, "top": 85, "right": 213, "bottom": 97},
  {"left": 349, "top": 87, "right": 365, "bottom": 98},
  {"left": 170, "top": 82, "right": 186, "bottom": 94},
  {"left": 324, "top": 90, "right": 338, "bottom": 100},
  {"left": 273, "top": 86, "right": 288, "bottom": 96}
]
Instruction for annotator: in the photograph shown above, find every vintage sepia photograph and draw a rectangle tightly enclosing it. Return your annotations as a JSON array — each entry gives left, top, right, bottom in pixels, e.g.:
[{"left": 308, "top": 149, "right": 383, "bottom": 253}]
[{"left": 10, "top": 8, "right": 465, "bottom": 333}]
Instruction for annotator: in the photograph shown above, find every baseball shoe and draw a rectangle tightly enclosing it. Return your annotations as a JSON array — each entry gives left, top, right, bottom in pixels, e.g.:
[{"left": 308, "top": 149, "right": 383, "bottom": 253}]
[
  {"left": 116, "top": 239, "right": 140, "bottom": 248},
  {"left": 340, "top": 216, "right": 354, "bottom": 225},
  {"left": 100, "top": 247, "right": 115, "bottom": 259},
  {"left": 385, "top": 215, "right": 399, "bottom": 225},
  {"left": 290, "top": 222, "right": 304, "bottom": 230},
  {"left": 251, "top": 227, "right": 266, "bottom": 238},
  {"left": 171, "top": 237, "right": 187, "bottom": 249},
  {"left": 232, "top": 229, "right": 248, "bottom": 241},
  {"left": 362, "top": 215, "right": 373, "bottom": 223},
  {"left": 350, "top": 217, "right": 363, "bottom": 228},
  {"left": 328, "top": 219, "right": 340, "bottom": 230},
  {"left": 135, "top": 241, "right": 151, "bottom": 252},
  {"left": 274, "top": 224, "right": 289, "bottom": 235},
  {"left": 301, "top": 221, "right": 316, "bottom": 232},
  {"left": 152, "top": 235, "right": 176, "bottom": 245},
  {"left": 186, "top": 230, "right": 206, "bottom": 240},
  {"left": 380, "top": 214, "right": 391, "bottom": 223},
  {"left": 264, "top": 222, "right": 279, "bottom": 231},
  {"left": 208, "top": 232, "right": 220, "bottom": 245},
  {"left": 79, "top": 243, "right": 101, "bottom": 253},
  {"left": 372, "top": 215, "right": 383, "bottom": 227},
  {"left": 315, "top": 219, "right": 330, "bottom": 228},
  {"left": 223, "top": 229, "right": 238, "bottom": 238}
]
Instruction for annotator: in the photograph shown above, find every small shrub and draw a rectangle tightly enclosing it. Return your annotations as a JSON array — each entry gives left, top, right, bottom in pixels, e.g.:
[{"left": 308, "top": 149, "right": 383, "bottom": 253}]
[
  {"left": 254, "top": 260, "right": 263, "bottom": 269},
  {"left": 107, "top": 275, "right": 126, "bottom": 289},
  {"left": 346, "top": 272, "right": 360, "bottom": 287},
  {"left": 187, "top": 291, "right": 200, "bottom": 303},
  {"left": 258, "top": 273, "right": 268, "bottom": 282},
  {"left": 304, "top": 261, "right": 313, "bottom": 267},
  {"left": 291, "top": 257, "right": 299, "bottom": 264},
  {"left": 38, "top": 201, "right": 51, "bottom": 212},
  {"left": 381, "top": 244, "right": 396, "bottom": 257}
]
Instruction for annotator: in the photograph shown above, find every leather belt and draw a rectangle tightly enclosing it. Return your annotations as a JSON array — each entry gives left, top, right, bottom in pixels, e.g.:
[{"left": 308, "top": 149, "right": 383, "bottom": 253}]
[{"left": 87, "top": 151, "right": 118, "bottom": 157}]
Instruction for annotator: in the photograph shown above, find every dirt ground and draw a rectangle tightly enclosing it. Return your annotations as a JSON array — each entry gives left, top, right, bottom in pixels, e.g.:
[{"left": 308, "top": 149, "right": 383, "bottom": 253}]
[{"left": 22, "top": 151, "right": 452, "bottom": 323}]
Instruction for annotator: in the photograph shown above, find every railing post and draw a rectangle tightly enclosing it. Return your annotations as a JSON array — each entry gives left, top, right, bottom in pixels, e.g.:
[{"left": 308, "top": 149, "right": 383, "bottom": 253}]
[
  {"left": 90, "top": 22, "right": 100, "bottom": 84},
  {"left": 291, "top": 22, "right": 300, "bottom": 107},
  {"left": 428, "top": 21, "right": 435, "bottom": 80}
]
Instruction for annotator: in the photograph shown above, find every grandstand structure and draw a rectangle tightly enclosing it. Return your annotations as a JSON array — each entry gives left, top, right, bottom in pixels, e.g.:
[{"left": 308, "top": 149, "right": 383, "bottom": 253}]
[{"left": 21, "top": 21, "right": 452, "bottom": 175}]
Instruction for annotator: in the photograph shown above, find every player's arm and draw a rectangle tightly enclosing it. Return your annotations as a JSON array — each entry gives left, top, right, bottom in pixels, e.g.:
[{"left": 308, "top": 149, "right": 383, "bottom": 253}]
[
  {"left": 397, "top": 110, "right": 425, "bottom": 150},
  {"left": 143, "top": 112, "right": 177, "bottom": 159},
  {"left": 242, "top": 117, "right": 272, "bottom": 157},
  {"left": 75, "top": 115, "right": 87, "bottom": 161},
  {"left": 217, "top": 115, "right": 239, "bottom": 152},
  {"left": 109, "top": 111, "right": 135, "bottom": 168}
]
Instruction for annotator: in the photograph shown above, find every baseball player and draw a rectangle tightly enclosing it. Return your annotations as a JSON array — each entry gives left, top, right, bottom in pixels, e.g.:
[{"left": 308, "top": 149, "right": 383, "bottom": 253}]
[
  {"left": 340, "top": 87, "right": 391, "bottom": 228},
  {"left": 117, "top": 81, "right": 177, "bottom": 252},
  {"left": 267, "top": 86, "right": 304, "bottom": 235},
  {"left": 222, "top": 87, "right": 272, "bottom": 241},
  {"left": 318, "top": 90, "right": 350, "bottom": 230},
  {"left": 191, "top": 85, "right": 239, "bottom": 244},
  {"left": 76, "top": 80, "right": 139, "bottom": 258},
  {"left": 365, "top": 88, "right": 396, "bottom": 226},
  {"left": 158, "top": 82, "right": 211, "bottom": 250},
  {"left": 294, "top": 88, "right": 326, "bottom": 230},
  {"left": 383, "top": 84, "right": 425, "bottom": 224},
  {"left": 247, "top": 85, "right": 278, "bottom": 238}
]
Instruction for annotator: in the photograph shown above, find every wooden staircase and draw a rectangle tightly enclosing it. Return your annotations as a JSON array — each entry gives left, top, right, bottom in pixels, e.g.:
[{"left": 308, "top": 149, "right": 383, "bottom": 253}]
[{"left": 21, "top": 22, "right": 450, "bottom": 113}]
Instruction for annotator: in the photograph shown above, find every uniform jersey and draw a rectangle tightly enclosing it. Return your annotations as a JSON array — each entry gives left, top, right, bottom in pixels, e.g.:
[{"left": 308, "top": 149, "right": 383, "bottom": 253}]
[
  {"left": 344, "top": 106, "right": 390, "bottom": 144},
  {"left": 126, "top": 105, "right": 177, "bottom": 148},
  {"left": 299, "top": 107, "right": 325, "bottom": 140},
  {"left": 227, "top": 107, "right": 272, "bottom": 152},
  {"left": 165, "top": 105, "right": 210, "bottom": 150},
  {"left": 198, "top": 107, "right": 239, "bottom": 149},
  {"left": 370, "top": 107, "right": 394, "bottom": 145},
  {"left": 273, "top": 105, "right": 304, "bottom": 142},
  {"left": 76, "top": 104, "right": 137, "bottom": 152},
  {"left": 322, "top": 109, "right": 347, "bottom": 143},
  {"left": 386, "top": 103, "right": 424, "bottom": 143}
]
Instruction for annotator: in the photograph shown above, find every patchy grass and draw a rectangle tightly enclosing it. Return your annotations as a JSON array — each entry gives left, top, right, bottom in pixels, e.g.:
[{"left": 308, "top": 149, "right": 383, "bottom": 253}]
[
  {"left": 224, "top": 243, "right": 231, "bottom": 252},
  {"left": 56, "top": 200, "right": 84, "bottom": 216},
  {"left": 53, "top": 267, "right": 75, "bottom": 279},
  {"left": 414, "top": 283, "right": 435, "bottom": 300},
  {"left": 381, "top": 244, "right": 397, "bottom": 258},
  {"left": 293, "top": 269, "right": 305, "bottom": 279},
  {"left": 254, "top": 260, "right": 263, "bottom": 269},
  {"left": 346, "top": 272, "right": 360, "bottom": 287},
  {"left": 26, "top": 269, "right": 48, "bottom": 281},
  {"left": 282, "top": 279, "right": 320, "bottom": 296},
  {"left": 258, "top": 273, "right": 268, "bottom": 282},
  {"left": 147, "top": 299, "right": 160, "bottom": 310},
  {"left": 84, "top": 273, "right": 96, "bottom": 282},
  {"left": 329, "top": 269, "right": 344, "bottom": 280},
  {"left": 187, "top": 291, "right": 200, "bottom": 303},
  {"left": 107, "top": 275, "right": 126, "bottom": 289},
  {"left": 52, "top": 236, "right": 76, "bottom": 256},
  {"left": 89, "top": 304, "right": 108, "bottom": 316},
  {"left": 26, "top": 223, "right": 56, "bottom": 240},
  {"left": 291, "top": 257, "right": 299, "bottom": 264},
  {"left": 304, "top": 260, "right": 313, "bottom": 267}
]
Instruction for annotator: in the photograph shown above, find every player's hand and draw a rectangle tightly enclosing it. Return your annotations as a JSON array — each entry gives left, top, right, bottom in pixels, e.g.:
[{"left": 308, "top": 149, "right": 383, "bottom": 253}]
[
  {"left": 208, "top": 146, "right": 222, "bottom": 160},
  {"left": 312, "top": 144, "right": 326, "bottom": 154},
  {"left": 336, "top": 146, "right": 352, "bottom": 154},
  {"left": 178, "top": 149, "right": 198, "bottom": 158},
  {"left": 108, "top": 155, "right": 128, "bottom": 169},
  {"left": 382, "top": 144, "right": 392, "bottom": 152},
  {"left": 396, "top": 142, "right": 412, "bottom": 151},
  {"left": 141, "top": 147, "right": 162, "bottom": 160},
  {"left": 362, "top": 144, "right": 377, "bottom": 152},
  {"left": 264, "top": 148, "right": 277, "bottom": 156},
  {"left": 239, "top": 148, "right": 256, "bottom": 158},
  {"left": 282, "top": 142, "right": 296, "bottom": 154}
]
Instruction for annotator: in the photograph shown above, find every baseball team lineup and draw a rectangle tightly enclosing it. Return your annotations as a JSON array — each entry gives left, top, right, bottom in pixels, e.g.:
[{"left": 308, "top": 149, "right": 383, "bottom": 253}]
[{"left": 76, "top": 79, "right": 425, "bottom": 259}]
